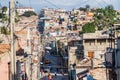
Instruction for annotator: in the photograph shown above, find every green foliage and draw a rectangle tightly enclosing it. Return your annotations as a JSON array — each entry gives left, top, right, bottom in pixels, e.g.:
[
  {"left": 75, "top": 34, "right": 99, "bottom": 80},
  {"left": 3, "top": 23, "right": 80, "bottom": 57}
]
[
  {"left": 73, "top": 19, "right": 78, "bottom": 24},
  {"left": 82, "top": 22, "right": 96, "bottom": 33},
  {"left": 0, "top": 13, "right": 2, "bottom": 18},
  {"left": 2, "top": 6, "right": 7, "bottom": 13},
  {"left": 75, "top": 12, "right": 79, "bottom": 15},
  {"left": 15, "top": 11, "right": 20, "bottom": 23},
  {"left": 0, "top": 6, "right": 8, "bottom": 22},
  {"left": 22, "top": 11, "right": 37, "bottom": 17},
  {"left": 7, "top": 10, "right": 20, "bottom": 23},
  {"left": 1, "top": 27, "right": 10, "bottom": 35},
  {"left": 94, "top": 5, "right": 117, "bottom": 30},
  {"left": 2, "top": 14, "right": 8, "bottom": 21},
  {"left": 85, "top": 5, "right": 90, "bottom": 12},
  {"left": 79, "top": 4, "right": 90, "bottom": 12},
  {"left": 78, "top": 5, "right": 118, "bottom": 33},
  {"left": 79, "top": 7, "right": 86, "bottom": 11}
]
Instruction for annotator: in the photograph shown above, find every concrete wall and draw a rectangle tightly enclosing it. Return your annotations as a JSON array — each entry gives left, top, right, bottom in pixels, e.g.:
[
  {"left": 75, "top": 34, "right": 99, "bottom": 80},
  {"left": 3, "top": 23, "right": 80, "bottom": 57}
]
[
  {"left": 0, "top": 52, "right": 10, "bottom": 80},
  {"left": 83, "top": 39, "right": 112, "bottom": 60},
  {"left": 83, "top": 31, "right": 114, "bottom": 60},
  {"left": 69, "top": 47, "right": 77, "bottom": 64}
]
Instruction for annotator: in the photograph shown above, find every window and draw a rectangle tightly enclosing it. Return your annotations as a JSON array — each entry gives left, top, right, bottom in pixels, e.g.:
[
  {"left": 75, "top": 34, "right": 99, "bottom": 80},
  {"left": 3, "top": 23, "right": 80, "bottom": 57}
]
[
  {"left": 89, "top": 42, "right": 91, "bottom": 45},
  {"left": 84, "top": 39, "right": 95, "bottom": 45},
  {"left": 97, "top": 39, "right": 106, "bottom": 45}
]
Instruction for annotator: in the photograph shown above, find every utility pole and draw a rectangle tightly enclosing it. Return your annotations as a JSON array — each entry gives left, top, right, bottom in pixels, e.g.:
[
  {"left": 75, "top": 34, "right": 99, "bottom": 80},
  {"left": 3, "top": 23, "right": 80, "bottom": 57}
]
[
  {"left": 37, "top": 33, "right": 41, "bottom": 80},
  {"left": 10, "top": 0, "right": 16, "bottom": 80},
  {"left": 27, "top": 27, "right": 32, "bottom": 80}
]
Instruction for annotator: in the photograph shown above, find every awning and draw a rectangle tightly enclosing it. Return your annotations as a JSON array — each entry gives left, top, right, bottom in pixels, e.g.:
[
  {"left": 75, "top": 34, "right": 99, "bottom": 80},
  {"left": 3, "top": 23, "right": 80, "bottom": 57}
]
[
  {"left": 40, "top": 17, "right": 51, "bottom": 20},
  {"left": 45, "top": 47, "right": 52, "bottom": 50}
]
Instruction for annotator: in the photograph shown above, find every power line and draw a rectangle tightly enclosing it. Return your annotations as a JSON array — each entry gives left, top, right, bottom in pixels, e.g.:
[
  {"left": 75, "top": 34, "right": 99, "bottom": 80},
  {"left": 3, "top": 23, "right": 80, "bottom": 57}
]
[
  {"left": 75, "top": 0, "right": 104, "bottom": 9},
  {"left": 101, "top": 0, "right": 119, "bottom": 10},
  {"left": 44, "top": 0, "right": 59, "bottom": 9},
  {"left": 80, "top": 0, "right": 91, "bottom": 6},
  {"left": 15, "top": 0, "right": 24, "bottom": 8},
  {"left": 116, "top": 0, "right": 120, "bottom": 9},
  {"left": 101, "top": 0, "right": 109, "bottom": 6},
  {"left": 94, "top": 0, "right": 104, "bottom": 8},
  {"left": 74, "top": 0, "right": 91, "bottom": 9},
  {"left": 16, "top": 18, "right": 38, "bottom": 32},
  {"left": 0, "top": 3, "right": 2, "bottom": 7},
  {"left": 1, "top": 0, "right": 5, "bottom": 6},
  {"left": 29, "top": 0, "right": 32, "bottom": 7}
]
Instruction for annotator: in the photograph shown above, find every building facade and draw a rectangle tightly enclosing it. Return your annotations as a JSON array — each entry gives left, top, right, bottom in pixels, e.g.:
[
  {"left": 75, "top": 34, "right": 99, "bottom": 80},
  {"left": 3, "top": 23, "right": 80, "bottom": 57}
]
[
  {"left": 17, "top": 7, "right": 35, "bottom": 15},
  {"left": 83, "top": 31, "right": 114, "bottom": 60}
]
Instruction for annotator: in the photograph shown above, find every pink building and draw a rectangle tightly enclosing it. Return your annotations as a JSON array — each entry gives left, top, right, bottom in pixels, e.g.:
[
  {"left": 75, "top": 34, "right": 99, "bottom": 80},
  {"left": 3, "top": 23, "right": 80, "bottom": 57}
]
[{"left": 0, "top": 44, "right": 10, "bottom": 80}]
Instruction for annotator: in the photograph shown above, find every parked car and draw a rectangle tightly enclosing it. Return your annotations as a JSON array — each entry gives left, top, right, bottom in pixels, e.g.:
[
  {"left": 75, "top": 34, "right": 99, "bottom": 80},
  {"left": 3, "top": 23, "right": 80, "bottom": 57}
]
[{"left": 44, "top": 60, "right": 51, "bottom": 64}]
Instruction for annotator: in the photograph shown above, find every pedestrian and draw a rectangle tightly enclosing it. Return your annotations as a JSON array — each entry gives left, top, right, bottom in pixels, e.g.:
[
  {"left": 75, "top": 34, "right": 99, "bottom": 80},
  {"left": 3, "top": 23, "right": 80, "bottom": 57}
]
[
  {"left": 21, "top": 71, "right": 28, "bottom": 80},
  {"left": 54, "top": 72, "right": 57, "bottom": 76},
  {"left": 48, "top": 74, "right": 53, "bottom": 80},
  {"left": 87, "top": 71, "right": 94, "bottom": 80},
  {"left": 40, "top": 69, "right": 43, "bottom": 76}
]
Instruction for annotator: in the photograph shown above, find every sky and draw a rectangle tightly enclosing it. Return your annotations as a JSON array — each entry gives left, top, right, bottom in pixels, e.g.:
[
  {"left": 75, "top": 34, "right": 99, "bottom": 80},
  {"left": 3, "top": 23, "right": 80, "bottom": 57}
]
[{"left": 1, "top": 0, "right": 120, "bottom": 13}]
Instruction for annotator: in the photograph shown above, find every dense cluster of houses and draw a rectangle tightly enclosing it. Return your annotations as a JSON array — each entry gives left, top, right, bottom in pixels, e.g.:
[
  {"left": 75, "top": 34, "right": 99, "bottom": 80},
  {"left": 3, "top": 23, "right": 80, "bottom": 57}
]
[
  {"left": 1, "top": 6, "right": 120, "bottom": 80},
  {"left": 39, "top": 7, "right": 120, "bottom": 80}
]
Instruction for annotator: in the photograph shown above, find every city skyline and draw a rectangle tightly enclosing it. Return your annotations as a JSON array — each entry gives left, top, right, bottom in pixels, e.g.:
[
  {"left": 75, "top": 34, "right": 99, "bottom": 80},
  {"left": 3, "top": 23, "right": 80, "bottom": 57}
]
[{"left": 1, "top": 0, "right": 120, "bottom": 13}]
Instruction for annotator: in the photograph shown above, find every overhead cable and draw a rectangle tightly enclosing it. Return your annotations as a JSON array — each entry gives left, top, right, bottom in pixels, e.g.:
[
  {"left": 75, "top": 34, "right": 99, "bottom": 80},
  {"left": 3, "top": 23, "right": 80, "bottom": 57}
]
[
  {"left": 44, "top": 0, "right": 59, "bottom": 9},
  {"left": 94, "top": 0, "right": 104, "bottom": 8},
  {"left": 29, "top": 0, "right": 32, "bottom": 7}
]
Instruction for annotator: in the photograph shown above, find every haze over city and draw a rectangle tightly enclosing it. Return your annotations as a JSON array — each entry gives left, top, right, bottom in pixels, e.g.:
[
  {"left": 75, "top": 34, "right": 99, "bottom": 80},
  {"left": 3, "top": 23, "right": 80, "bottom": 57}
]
[
  {"left": 1, "top": 0, "right": 120, "bottom": 12},
  {"left": 1, "top": 0, "right": 120, "bottom": 80}
]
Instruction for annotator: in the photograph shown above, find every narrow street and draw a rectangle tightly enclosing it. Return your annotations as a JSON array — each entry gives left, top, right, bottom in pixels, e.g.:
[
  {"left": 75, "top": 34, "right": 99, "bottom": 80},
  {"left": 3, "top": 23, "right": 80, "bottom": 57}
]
[
  {"left": 1, "top": 1, "right": 119, "bottom": 80},
  {"left": 40, "top": 52, "right": 68, "bottom": 80}
]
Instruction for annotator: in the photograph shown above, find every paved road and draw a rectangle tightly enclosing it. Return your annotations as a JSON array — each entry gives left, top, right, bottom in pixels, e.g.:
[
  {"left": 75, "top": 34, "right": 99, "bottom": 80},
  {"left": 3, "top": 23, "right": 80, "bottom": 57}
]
[
  {"left": 40, "top": 52, "right": 68, "bottom": 80},
  {"left": 40, "top": 73, "right": 68, "bottom": 80}
]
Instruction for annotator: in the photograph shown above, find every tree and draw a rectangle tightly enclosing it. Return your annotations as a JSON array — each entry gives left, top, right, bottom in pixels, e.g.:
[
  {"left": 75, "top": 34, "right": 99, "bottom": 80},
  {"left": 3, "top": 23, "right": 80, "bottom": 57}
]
[
  {"left": 78, "top": 5, "right": 90, "bottom": 12},
  {"left": 0, "top": 13, "right": 2, "bottom": 18},
  {"left": 2, "top": 6, "right": 7, "bottom": 13},
  {"left": 22, "top": 11, "right": 37, "bottom": 17},
  {"left": 85, "top": 5, "right": 90, "bottom": 12},
  {"left": 15, "top": 11, "right": 20, "bottom": 23},
  {"left": 82, "top": 22, "right": 96, "bottom": 33},
  {"left": 79, "top": 7, "right": 86, "bottom": 11},
  {"left": 1, "top": 27, "right": 10, "bottom": 35},
  {"left": 93, "top": 5, "right": 117, "bottom": 30},
  {"left": 0, "top": 6, "right": 8, "bottom": 22}
]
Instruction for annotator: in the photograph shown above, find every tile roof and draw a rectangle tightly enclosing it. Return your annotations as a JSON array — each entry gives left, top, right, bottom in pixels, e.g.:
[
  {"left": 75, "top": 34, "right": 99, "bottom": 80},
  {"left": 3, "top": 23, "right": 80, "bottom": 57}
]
[
  {"left": 86, "top": 12, "right": 94, "bottom": 17},
  {"left": 15, "top": 30, "right": 27, "bottom": 34},
  {"left": 0, "top": 44, "right": 10, "bottom": 54}
]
